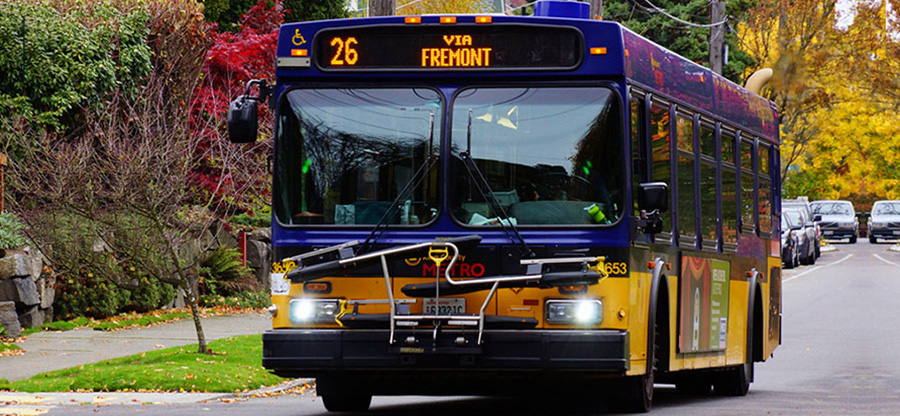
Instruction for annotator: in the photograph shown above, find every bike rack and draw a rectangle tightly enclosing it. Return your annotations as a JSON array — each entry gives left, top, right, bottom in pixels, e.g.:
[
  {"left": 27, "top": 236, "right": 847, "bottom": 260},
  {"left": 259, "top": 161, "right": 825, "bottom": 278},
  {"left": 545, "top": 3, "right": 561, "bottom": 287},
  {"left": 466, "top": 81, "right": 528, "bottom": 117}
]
[{"left": 288, "top": 239, "right": 606, "bottom": 348}]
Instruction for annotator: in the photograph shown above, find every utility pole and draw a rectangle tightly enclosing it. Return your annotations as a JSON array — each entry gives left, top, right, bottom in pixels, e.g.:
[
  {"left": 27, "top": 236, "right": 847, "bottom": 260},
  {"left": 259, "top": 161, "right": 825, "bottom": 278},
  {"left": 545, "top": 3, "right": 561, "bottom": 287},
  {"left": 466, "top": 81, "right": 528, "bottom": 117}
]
[
  {"left": 709, "top": 0, "right": 726, "bottom": 74},
  {"left": 371, "top": 0, "right": 395, "bottom": 16},
  {"left": 587, "top": 0, "right": 602, "bottom": 19}
]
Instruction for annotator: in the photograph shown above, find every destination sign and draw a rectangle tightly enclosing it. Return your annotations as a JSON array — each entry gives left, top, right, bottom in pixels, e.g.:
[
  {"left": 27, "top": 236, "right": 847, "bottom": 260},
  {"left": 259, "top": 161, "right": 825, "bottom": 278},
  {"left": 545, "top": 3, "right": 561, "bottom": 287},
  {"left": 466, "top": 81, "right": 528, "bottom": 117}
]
[{"left": 313, "top": 25, "right": 583, "bottom": 71}]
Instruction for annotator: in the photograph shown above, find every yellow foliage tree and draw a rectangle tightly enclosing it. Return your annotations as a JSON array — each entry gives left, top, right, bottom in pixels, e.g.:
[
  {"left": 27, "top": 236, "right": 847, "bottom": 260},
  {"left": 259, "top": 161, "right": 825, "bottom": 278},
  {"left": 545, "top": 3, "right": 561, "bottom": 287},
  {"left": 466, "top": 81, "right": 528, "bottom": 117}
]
[{"left": 740, "top": 0, "right": 900, "bottom": 206}]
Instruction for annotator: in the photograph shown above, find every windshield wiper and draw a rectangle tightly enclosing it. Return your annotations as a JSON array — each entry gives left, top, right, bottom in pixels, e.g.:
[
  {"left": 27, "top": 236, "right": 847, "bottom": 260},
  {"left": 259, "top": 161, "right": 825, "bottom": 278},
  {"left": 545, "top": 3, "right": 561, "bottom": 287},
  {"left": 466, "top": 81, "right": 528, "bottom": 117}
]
[
  {"left": 460, "top": 109, "right": 534, "bottom": 258},
  {"left": 359, "top": 112, "right": 437, "bottom": 254}
]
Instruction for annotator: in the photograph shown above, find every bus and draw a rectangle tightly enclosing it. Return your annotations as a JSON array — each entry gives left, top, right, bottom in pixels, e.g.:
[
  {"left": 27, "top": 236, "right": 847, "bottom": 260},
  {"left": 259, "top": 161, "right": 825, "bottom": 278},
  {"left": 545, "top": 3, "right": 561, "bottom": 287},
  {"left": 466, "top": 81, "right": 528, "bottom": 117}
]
[{"left": 227, "top": 0, "right": 782, "bottom": 412}]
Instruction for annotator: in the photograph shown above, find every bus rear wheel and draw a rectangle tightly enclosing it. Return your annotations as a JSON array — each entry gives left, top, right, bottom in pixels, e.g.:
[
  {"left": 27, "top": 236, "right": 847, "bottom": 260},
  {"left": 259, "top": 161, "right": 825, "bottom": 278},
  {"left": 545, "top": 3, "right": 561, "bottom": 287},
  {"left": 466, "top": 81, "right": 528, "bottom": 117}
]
[
  {"left": 713, "top": 361, "right": 752, "bottom": 396},
  {"left": 321, "top": 392, "right": 372, "bottom": 412}
]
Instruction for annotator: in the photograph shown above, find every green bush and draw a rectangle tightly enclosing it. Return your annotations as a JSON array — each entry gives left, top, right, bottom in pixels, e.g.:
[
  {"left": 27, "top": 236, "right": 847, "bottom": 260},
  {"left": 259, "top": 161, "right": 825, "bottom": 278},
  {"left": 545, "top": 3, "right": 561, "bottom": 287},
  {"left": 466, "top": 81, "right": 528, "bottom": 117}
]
[
  {"left": 0, "top": 212, "right": 26, "bottom": 250},
  {"left": 198, "top": 246, "right": 259, "bottom": 297},
  {"left": 230, "top": 206, "right": 271, "bottom": 228},
  {"left": 0, "top": 0, "right": 153, "bottom": 132},
  {"left": 54, "top": 271, "right": 177, "bottom": 320}
]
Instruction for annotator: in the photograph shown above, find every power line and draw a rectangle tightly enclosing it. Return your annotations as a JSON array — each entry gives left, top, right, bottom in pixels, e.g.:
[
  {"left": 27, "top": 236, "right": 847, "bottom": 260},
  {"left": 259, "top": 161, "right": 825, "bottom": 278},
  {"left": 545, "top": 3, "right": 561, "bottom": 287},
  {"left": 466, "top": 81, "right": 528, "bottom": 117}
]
[{"left": 634, "top": 0, "right": 728, "bottom": 28}]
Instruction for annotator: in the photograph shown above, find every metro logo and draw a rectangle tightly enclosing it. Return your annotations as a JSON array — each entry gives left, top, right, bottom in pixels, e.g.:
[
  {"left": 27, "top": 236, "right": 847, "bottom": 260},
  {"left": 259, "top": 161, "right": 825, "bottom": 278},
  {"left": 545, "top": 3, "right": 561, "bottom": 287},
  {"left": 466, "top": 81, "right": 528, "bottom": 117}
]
[{"left": 422, "top": 262, "right": 485, "bottom": 277}]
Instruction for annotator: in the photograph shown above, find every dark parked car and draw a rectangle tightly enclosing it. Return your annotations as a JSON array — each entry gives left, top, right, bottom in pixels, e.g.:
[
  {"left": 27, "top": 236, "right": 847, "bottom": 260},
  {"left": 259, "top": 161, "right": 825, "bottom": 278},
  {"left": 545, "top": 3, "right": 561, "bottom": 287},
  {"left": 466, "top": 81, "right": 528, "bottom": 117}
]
[
  {"left": 868, "top": 200, "right": 900, "bottom": 243},
  {"left": 781, "top": 214, "right": 801, "bottom": 269},
  {"left": 784, "top": 209, "right": 816, "bottom": 265},
  {"left": 810, "top": 200, "right": 858, "bottom": 243},
  {"left": 783, "top": 198, "right": 821, "bottom": 258}
]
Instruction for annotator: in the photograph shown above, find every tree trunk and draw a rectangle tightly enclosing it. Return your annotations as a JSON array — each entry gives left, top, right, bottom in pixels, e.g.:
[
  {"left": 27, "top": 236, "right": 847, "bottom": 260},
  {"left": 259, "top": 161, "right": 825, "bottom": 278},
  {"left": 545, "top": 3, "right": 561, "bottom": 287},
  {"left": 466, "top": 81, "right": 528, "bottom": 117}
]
[
  {"left": 184, "top": 280, "right": 208, "bottom": 353},
  {"left": 370, "top": 0, "right": 395, "bottom": 16}
]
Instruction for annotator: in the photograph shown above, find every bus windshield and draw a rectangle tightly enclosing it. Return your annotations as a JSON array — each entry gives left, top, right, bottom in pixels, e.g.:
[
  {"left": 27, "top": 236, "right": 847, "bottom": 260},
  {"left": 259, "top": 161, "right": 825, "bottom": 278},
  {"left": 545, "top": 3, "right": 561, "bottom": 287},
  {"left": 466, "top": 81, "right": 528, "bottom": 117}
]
[
  {"left": 275, "top": 88, "right": 442, "bottom": 226},
  {"left": 449, "top": 86, "right": 624, "bottom": 226}
]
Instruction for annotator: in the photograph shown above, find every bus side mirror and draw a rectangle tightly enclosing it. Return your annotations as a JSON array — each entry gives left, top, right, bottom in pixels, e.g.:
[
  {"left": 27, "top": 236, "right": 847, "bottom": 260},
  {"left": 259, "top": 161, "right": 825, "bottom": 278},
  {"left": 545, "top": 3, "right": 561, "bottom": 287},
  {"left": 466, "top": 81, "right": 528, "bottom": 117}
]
[
  {"left": 227, "top": 79, "right": 271, "bottom": 144},
  {"left": 638, "top": 182, "right": 669, "bottom": 213},
  {"left": 227, "top": 97, "right": 258, "bottom": 143}
]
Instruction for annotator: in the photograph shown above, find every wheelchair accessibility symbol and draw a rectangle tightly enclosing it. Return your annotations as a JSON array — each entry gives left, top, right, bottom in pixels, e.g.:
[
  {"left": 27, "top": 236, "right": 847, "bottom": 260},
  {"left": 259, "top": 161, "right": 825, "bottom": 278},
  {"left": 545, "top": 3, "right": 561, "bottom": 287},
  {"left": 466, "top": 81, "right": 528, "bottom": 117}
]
[{"left": 292, "top": 29, "right": 306, "bottom": 46}]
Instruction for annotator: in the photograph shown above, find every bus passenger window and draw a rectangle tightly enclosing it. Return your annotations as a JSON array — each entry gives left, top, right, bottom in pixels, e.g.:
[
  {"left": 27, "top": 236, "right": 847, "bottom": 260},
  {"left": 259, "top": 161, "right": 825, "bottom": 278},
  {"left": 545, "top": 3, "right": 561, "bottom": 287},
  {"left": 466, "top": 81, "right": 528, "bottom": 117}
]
[
  {"left": 650, "top": 102, "right": 670, "bottom": 239},
  {"left": 630, "top": 96, "right": 646, "bottom": 218},
  {"left": 758, "top": 143, "right": 773, "bottom": 235},
  {"left": 740, "top": 139, "right": 756, "bottom": 233},
  {"left": 721, "top": 129, "right": 738, "bottom": 246},
  {"left": 699, "top": 124, "right": 717, "bottom": 249},
  {"left": 676, "top": 114, "right": 696, "bottom": 244}
]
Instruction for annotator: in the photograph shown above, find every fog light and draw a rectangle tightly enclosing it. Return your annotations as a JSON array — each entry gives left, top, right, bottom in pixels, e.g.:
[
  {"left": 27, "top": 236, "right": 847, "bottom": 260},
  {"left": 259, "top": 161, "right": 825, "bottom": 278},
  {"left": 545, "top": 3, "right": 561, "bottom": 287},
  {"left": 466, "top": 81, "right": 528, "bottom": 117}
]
[
  {"left": 289, "top": 299, "right": 339, "bottom": 324},
  {"left": 545, "top": 299, "right": 602, "bottom": 325}
]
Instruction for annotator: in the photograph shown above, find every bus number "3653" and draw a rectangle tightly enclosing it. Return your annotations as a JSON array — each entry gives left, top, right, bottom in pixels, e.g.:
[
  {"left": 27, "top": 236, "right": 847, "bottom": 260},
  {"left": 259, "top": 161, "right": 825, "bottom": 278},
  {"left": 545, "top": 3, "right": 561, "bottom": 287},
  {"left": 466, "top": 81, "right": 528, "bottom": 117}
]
[{"left": 607, "top": 262, "right": 628, "bottom": 276}]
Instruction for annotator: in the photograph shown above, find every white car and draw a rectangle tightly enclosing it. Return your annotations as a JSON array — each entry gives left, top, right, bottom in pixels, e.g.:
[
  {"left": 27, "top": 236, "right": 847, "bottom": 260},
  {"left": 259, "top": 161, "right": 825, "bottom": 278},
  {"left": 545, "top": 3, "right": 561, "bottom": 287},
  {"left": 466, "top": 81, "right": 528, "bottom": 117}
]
[{"left": 868, "top": 200, "right": 900, "bottom": 243}]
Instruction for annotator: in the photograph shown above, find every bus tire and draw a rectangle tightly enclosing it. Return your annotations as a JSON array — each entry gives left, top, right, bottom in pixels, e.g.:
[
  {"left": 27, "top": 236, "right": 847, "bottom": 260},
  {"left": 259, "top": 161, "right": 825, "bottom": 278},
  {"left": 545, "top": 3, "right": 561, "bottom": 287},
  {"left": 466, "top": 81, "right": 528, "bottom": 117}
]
[
  {"left": 321, "top": 392, "right": 372, "bottom": 412},
  {"left": 613, "top": 272, "right": 667, "bottom": 413},
  {"left": 714, "top": 282, "right": 759, "bottom": 397},
  {"left": 713, "top": 361, "right": 752, "bottom": 396}
]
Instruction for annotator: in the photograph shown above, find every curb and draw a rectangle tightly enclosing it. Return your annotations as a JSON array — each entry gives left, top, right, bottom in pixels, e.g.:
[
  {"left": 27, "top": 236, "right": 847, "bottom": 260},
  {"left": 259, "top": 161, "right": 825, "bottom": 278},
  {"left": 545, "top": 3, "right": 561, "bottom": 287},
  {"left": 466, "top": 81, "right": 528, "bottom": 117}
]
[{"left": 231, "top": 378, "right": 315, "bottom": 399}]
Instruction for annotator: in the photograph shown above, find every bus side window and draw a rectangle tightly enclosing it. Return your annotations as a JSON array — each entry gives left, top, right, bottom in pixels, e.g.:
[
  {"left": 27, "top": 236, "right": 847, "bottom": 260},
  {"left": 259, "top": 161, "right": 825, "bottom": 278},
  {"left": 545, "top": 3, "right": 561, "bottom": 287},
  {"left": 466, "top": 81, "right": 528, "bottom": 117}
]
[
  {"left": 699, "top": 122, "right": 717, "bottom": 251},
  {"left": 740, "top": 137, "right": 756, "bottom": 234},
  {"left": 650, "top": 100, "right": 671, "bottom": 241},
  {"left": 675, "top": 113, "right": 696, "bottom": 247},
  {"left": 721, "top": 128, "right": 738, "bottom": 248},
  {"left": 630, "top": 94, "right": 647, "bottom": 219},
  {"left": 758, "top": 142, "right": 773, "bottom": 236}
]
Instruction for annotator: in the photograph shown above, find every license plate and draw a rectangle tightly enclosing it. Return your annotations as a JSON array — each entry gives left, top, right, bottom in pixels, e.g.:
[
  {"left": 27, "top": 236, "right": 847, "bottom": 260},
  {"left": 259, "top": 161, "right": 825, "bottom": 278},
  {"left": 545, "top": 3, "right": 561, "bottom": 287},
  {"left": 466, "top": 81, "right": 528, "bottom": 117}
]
[
  {"left": 824, "top": 231, "right": 833, "bottom": 235},
  {"left": 892, "top": 231, "right": 900, "bottom": 235},
  {"left": 423, "top": 298, "right": 465, "bottom": 315}
]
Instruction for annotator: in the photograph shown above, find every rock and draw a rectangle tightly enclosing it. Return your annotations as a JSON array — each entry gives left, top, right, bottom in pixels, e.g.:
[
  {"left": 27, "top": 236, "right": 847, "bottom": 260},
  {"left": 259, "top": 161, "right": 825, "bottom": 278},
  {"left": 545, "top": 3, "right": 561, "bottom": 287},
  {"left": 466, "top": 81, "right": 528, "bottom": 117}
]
[
  {"left": 0, "top": 301, "right": 21, "bottom": 338},
  {"left": 0, "top": 254, "right": 33, "bottom": 280},
  {"left": 0, "top": 276, "right": 40, "bottom": 307},
  {"left": 40, "top": 306, "right": 53, "bottom": 324},
  {"left": 214, "top": 221, "right": 238, "bottom": 249},
  {"left": 249, "top": 227, "right": 272, "bottom": 243},
  {"left": 29, "top": 255, "right": 43, "bottom": 281},
  {"left": 254, "top": 265, "right": 268, "bottom": 287},
  {"left": 17, "top": 305, "right": 43, "bottom": 328},
  {"left": 38, "top": 275, "right": 56, "bottom": 309},
  {"left": 246, "top": 240, "right": 270, "bottom": 269}
]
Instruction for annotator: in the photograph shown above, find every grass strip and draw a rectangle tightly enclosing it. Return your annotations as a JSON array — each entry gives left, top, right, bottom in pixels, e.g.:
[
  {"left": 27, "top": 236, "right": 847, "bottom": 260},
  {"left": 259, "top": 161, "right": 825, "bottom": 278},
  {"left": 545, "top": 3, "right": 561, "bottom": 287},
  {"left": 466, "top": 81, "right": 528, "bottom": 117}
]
[
  {"left": 0, "top": 342, "right": 22, "bottom": 355},
  {"left": 5, "top": 334, "right": 287, "bottom": 393}
]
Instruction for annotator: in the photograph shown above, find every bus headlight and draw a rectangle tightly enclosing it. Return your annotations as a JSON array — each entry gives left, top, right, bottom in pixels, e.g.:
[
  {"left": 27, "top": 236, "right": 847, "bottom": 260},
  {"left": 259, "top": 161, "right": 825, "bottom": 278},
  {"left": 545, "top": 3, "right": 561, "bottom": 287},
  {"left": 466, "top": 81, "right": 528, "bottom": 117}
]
[
  {"left": 289, "top": 299, "right": 339, "bottom": 324},
  {"left": 545, "top": 299, "right": 602, "bottom": 325}
]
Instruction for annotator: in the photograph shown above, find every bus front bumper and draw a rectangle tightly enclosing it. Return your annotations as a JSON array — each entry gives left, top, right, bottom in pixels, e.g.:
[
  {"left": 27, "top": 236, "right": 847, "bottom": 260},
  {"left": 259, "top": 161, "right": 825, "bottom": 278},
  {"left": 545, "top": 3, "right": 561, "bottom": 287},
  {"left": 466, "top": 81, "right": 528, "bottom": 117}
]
[{"left": 262, "top": 329, "right": 628, "bottom": 377}]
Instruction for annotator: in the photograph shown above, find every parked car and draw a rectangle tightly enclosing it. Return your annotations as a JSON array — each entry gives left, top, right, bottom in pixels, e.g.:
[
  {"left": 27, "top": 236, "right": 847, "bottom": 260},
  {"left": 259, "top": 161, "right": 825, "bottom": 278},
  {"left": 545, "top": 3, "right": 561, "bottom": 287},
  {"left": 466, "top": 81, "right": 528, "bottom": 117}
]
[
  {"left": 781, "top": 214, "right": 801, "bottom": 269},
  {"left": 783, "top": 198, "right": 821, "bottom": 258},
  {"left": 867, "top": 200, "right": 900, "bottom": 243},
  {"left": 783, "top": 209, "right": 816, "bottom": 265},
  {"left": 810, "top": 200, "right": 858, "bottom": 243}
]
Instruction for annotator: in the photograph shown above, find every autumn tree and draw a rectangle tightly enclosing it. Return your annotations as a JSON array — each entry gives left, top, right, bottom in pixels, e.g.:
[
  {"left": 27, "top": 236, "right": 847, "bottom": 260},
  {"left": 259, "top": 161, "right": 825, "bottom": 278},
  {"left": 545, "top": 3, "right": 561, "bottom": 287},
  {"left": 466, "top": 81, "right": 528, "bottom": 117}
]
[
  {"left": 3, "top": 0, "right": 260, "bottom": 353},
  {"left": 740, "top": 0, "right": 900, "bottom": 202},
  {"left": 602, "top": 0, "right": 755, "bottom": 83}
]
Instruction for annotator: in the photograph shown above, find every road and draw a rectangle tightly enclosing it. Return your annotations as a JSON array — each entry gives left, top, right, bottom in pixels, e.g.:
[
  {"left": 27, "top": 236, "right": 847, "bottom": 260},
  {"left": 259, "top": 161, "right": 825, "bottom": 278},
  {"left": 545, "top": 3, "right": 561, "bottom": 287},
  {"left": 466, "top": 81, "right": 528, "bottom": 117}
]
[{"left": 24, "top": 240, "right": 900, "bottom": 415}]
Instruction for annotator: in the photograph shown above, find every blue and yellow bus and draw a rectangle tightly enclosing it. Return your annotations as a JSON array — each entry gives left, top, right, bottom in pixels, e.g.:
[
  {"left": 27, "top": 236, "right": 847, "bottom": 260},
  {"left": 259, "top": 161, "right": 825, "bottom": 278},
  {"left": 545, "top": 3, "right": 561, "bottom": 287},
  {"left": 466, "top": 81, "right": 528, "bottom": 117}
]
[{"left": 228, "top": 0, "right": 782, "bottom": 412}]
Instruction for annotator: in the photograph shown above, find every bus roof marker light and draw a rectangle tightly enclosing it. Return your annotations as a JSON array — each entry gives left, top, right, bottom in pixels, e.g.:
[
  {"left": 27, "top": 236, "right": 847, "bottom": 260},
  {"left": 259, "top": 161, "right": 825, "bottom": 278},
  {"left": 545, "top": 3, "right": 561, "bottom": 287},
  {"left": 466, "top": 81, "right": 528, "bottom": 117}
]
[
  {"left": 440, "top": 16, "right": 457, "bottom": 24},
  {"left": 291, "top": 49, "right": 308, "bottom": 57},
  {"left": 590, "top": 47, "right": 607, "bottom": 55},
  {"left": 475, "top": 16, "right": 492, "bottom": 24},
  {"left": 404, "top": 16, "right": 421, "bottom": 24}
]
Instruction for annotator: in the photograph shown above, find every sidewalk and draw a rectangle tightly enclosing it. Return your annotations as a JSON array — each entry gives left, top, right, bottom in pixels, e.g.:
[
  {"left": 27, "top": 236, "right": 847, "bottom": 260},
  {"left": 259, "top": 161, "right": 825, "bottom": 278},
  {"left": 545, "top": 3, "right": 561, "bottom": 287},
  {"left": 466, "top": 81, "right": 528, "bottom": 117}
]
[{"left": 0, "top": 312, "right": 272, "bottom": 382}]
